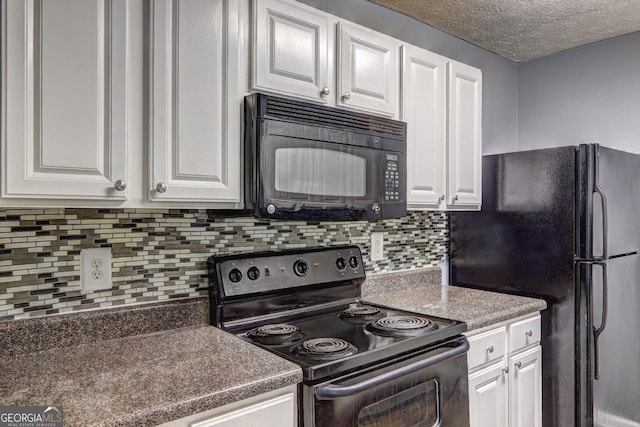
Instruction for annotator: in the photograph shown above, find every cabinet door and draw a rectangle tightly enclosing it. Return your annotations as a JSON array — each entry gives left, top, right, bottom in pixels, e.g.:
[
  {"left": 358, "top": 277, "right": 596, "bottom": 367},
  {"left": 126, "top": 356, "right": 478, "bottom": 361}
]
[
  {"left": 468, "top": 363, "right": 509, "bottom": 427},
  {"left": 509, "top": 346, "right": 542, "bottom": 427},
  {"left": 401, "top": 45, "right": 446, "bottom": 208},
  {"left": 149, "top": 0, "right": 241, "bottom": 203},
  {"left": 252, "top": 0, "right": 331, "bottom": 103},
  {"left": 2, "top": 0, "right": 128, "bottom": 200},
  {"left": 447, "top": 61, "right": 482, "bottom": 209},
  {"left": 337, "top": 22, "right": 398, "bottom": 117},
  {"left": 191, "top": 392, "right": 295, "bottom": 427}
]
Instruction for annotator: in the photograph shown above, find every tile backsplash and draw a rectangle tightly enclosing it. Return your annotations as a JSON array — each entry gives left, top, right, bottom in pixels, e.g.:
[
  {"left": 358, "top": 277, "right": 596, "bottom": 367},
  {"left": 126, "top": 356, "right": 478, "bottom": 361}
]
[{"left": 0, "top": 209, "right": 448, "bottom": 321}]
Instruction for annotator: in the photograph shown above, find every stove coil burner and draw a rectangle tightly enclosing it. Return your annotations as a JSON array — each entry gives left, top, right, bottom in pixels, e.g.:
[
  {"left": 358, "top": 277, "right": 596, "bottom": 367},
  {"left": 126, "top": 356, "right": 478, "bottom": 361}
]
[
  {"left": 247, "top": 323, "right": 304, "bottom": 345},
  {"left": 338, "top": 304, "right": 385, "bottom": 324},
  {"left": 293, "top": 338, "right": 358, "bottom": 360},
  {"left": 367, "top": 315, "right": 438, "bottom": 337}
]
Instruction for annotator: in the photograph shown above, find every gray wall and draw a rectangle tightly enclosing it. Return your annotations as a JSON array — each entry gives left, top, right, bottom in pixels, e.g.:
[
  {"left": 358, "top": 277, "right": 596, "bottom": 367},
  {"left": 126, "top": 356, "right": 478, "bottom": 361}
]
[
  {"left": 518, "top": 32, "right": 640, "bottom": 154},
  {"left": 297, "top": 0, "right": 519, "bottom": 154}
]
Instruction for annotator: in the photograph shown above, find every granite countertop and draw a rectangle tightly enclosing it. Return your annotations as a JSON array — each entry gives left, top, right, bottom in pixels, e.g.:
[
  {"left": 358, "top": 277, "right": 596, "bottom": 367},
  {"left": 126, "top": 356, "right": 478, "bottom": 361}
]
[
  {"left": 362, "top": 269, "right": 547, "bottom": 331},
  {"left": 0, "top": 299, "right": 302, "bottom": 427},
  {"left": 1, "top": 269, "right": 546, "bottom": 426}
]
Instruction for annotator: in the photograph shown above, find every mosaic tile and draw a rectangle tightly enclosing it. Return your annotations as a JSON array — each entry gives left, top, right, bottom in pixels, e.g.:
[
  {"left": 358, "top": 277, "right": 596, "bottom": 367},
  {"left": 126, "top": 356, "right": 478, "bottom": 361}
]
[{"left": 0, "top": 209, "right": 448, "bottom": 320}]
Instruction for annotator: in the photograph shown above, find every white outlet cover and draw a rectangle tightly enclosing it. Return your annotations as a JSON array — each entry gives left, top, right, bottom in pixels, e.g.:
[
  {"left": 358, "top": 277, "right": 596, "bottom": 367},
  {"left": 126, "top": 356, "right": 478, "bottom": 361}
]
[
  {"left": 370, "top": 233, "right": 384, "bottom": 261},
  {"left": 81, "top": 248, "right": 112, "bottom": 291}
]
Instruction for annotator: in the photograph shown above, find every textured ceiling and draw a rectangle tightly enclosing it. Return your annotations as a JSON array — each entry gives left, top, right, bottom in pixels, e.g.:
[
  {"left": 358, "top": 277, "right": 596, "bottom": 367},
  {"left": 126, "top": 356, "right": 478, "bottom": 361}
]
[{"left": 371, "top": 0, "right": 640, "bottom": 62}]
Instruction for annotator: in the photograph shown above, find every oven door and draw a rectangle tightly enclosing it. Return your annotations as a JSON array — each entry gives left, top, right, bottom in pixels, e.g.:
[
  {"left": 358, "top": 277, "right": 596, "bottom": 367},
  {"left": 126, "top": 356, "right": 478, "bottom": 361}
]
[
  {"left": 304, "top": 336, "right": 470, "bottom": 427},
  {"left": 255, "top": 120, "right": 385, "bottom": 221}
]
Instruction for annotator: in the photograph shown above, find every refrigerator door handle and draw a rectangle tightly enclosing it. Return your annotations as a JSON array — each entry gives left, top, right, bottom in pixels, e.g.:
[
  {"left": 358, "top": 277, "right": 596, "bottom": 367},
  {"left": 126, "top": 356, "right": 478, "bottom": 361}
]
[
  {"left": 593, "top": 146, "right": 608, "bottom": 260},
  {"left": 591, "top": 261, "right": 608, "bottom": 380}
]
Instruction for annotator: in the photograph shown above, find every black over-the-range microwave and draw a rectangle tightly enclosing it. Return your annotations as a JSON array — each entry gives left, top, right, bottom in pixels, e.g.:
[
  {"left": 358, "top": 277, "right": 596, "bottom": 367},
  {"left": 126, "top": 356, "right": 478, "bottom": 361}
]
[{"left": 244, "top": 93, "right": 407, "bottom": 221}]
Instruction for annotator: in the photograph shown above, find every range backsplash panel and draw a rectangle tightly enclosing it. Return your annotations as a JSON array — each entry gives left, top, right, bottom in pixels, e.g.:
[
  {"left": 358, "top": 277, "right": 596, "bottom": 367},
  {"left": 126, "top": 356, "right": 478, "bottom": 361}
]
[{"left": 0, "top": 209, "right": 448, "bottom": 321}]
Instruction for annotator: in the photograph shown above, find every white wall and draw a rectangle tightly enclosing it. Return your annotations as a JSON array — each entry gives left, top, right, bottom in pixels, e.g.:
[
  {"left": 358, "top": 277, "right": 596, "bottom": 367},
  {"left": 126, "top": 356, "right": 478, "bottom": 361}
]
[
  {"left": 297, "top": 0, "right": 520, "bottom": 154},
  {"left": 518, "top": 32, "right": 640, "bottom": 154}
]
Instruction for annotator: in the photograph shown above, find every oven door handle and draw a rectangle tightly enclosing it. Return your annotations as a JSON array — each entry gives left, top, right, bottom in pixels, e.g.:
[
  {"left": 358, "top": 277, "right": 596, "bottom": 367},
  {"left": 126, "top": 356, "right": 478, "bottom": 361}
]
[{"left": 315, "top": 337, "right": 469, "bottom": 400}]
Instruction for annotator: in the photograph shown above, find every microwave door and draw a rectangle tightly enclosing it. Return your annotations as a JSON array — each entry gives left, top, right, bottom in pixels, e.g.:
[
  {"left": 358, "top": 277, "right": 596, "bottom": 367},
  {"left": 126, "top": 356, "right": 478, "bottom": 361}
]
[{"left": 260, "top": 136, "right": 380, "bottom": 220}]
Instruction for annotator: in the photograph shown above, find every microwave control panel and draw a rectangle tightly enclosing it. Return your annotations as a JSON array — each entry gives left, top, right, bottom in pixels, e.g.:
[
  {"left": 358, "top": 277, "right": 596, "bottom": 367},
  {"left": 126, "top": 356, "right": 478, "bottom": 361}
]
[{"left": 384, "top": 154, "right": 401, "bottom": 201}]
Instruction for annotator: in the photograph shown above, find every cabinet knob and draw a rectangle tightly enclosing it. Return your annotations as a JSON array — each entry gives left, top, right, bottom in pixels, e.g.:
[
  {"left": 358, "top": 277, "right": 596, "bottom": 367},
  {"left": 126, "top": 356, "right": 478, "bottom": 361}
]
[
  {"left": 514, "top": 361, "right": 522, "bottom": 369},
  {"left": 114, "top": 180, "right": 127, "bottom": 191},
  {"left": 502, "top": 366, "right": 509, "bottom": 374},
  {"left": 486, "top": 345, "right": 494, "bottom": 354},
  {"left": 452, "top": 194, "right": 459, "bottom": 203},
  {"left": 439, "top": 194, "right": 445, "bottom": 202},
  {"left": 342, "top": 92, "right": 351, "bottom": 100},
  {"left": 321, "top": 87, "right": 330, "bottom": 96},
  {"left": 155, "top": 182, "right": 168, "bottom": 193},
  {"left": 526, "top": 330, "right": 533, "bottom": 337},
  {"left": 372, "top": 203, "right": 380, "bottom": 214}
]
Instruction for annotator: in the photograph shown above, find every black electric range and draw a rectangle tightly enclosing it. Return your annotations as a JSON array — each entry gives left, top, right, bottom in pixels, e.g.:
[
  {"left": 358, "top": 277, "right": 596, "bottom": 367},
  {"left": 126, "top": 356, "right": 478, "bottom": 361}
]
[
  {"left": 207, "top": 245, "right": 470, "bottom": 426},
  {"left": 208, "top": 245, "right": 467, "bottom": 379}
]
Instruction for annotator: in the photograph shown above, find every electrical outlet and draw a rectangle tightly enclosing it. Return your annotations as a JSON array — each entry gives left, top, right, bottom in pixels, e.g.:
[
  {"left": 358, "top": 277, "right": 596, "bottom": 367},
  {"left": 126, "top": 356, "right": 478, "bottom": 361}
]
[
  {"left": 81, "top": 248, "right": 112, "bottom": 291},
  {"left": 370, "top": 233, "right": 384, "bottom": 261}
]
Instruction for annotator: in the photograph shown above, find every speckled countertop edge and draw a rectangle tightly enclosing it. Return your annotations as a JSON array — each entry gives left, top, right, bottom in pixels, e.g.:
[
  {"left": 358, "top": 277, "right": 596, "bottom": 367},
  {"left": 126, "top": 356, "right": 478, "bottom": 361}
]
[
  {"left": 0, "top": 299, "right": 302, "bottom": 427},
  {"left": 362, "top": 268, "right": 547, "bottom": 330}
]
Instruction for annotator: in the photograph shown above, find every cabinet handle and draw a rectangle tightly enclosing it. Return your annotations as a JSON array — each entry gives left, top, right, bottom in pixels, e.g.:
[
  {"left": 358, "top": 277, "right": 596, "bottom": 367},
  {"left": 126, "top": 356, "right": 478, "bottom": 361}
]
[
  {"left": 526, "top": 330, "right": 533, "bottom": 337},
  {"left": 452, "top": 194, "right": 459, "bottom": 203},
  {"left": 321, "top": 87, "right": 330, "bottom": 96},
  {"left": 438, "top": 194, "right": 445, "bottom": 202},
  {"left": 342, "top": 92, "right": 350, "bottom": 100},
  {"left": 486, "top": 345, "right": 494, "bottom": 354},
  {"left": 514, "top": 361, "right": 522, "bottom": 369},
  {"left": 155, "top": 182, "right": 168, "bottom": 193},
  {"left": 502, "top": 366, "right": 509, "bottom": 374},
  {"left": 114, "top": 180, "right": 127, "bottom": 191}
]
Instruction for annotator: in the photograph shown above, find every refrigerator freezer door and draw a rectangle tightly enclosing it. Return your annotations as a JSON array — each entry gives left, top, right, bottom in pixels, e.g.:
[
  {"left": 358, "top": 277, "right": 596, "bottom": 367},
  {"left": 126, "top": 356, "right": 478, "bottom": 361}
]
[
  {"left": 591, "top": 253, "right": 640, "bottom": 427},
  {"left": 591, "top": 145, "right": 640, "bottom": 258},
  {"left": 451, "top": 146, "right": 578, "bottom": 297}
]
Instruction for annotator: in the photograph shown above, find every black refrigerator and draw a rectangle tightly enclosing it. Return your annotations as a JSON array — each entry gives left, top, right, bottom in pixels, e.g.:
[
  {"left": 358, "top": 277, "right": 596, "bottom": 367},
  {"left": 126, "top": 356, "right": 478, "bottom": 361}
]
[{"left": 450, "top": 144, "right": 640, "bottom": 427}]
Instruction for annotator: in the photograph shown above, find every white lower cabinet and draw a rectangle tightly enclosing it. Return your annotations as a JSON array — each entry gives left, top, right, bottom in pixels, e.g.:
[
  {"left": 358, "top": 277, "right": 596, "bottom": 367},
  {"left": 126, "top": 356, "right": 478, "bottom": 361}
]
[
  {"left": 469, "top": 362, "right": 509, "bottom": 427},
  {"left": 465, "top": 314, "right": 542, "bottom": 427},
  {"left": 509, "top": 346, "right": 542, "bottom": 427},
  {"left": 157, "top": 385, "right": 297, "bottom": 427}
]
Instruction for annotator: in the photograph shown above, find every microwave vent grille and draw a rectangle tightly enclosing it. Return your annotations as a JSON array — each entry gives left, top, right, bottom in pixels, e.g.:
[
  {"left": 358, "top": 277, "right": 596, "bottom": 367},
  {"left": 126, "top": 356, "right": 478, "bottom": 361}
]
[{"left": 264, "top": 98, "right": 405, "bottom": 137}]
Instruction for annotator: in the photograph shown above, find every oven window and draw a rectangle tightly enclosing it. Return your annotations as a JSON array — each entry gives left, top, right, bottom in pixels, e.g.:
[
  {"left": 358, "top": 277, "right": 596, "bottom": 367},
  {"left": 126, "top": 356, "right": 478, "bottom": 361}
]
[
  {"left": 274, "top": 147, "right": 367, "bottom": 197},
  {"left": 357, "top": 379, "right": 440, "bottom": 427}
]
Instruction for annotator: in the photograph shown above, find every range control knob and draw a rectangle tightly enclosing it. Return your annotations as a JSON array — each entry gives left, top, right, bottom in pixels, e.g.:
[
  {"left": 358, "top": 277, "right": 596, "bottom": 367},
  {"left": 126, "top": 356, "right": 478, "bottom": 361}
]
[
  {"left": 247, "top": 266, "right": 260, "bottom": 281},
  {"left": 293, "top": 260, "right": 309, "bottom": 277},
  {"left": 228, "top": 268, "right": 242, "bottom": 283},
  {"left": 335, "top": 257, "right": 347, "bottom": 271},
  {"left": 348, "top": 256, "right": 359, "bottom": 269}
]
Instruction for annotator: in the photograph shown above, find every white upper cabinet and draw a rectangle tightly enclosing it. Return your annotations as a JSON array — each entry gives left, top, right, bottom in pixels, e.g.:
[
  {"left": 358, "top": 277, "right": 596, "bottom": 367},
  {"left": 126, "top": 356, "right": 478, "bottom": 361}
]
[
  {"left": 401, "top": 44, "right": 446, "bottom": 208},
  {"left": 1, "top": 0, "right": 480, "bottom": 208},
  {"left": 337, "top": 22, "right": 399, "bottom": 117},
  {"left": 251, "top": 0, "right": 400, "bottom": 118},
  {"left": 149, "top": 0, "right": 242, "bottom": 203},
  {"left": 403, "top": 45, "right": 482, "bottom": 211},
  {"left": 2, "top": 0, "right": 128, "bottom": 201},
  {"left": 252, "top": 0, "right": 331, "bottom": 103},
  {"left": 447, "top": 60, "right": 482, "bottom": 209}
]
